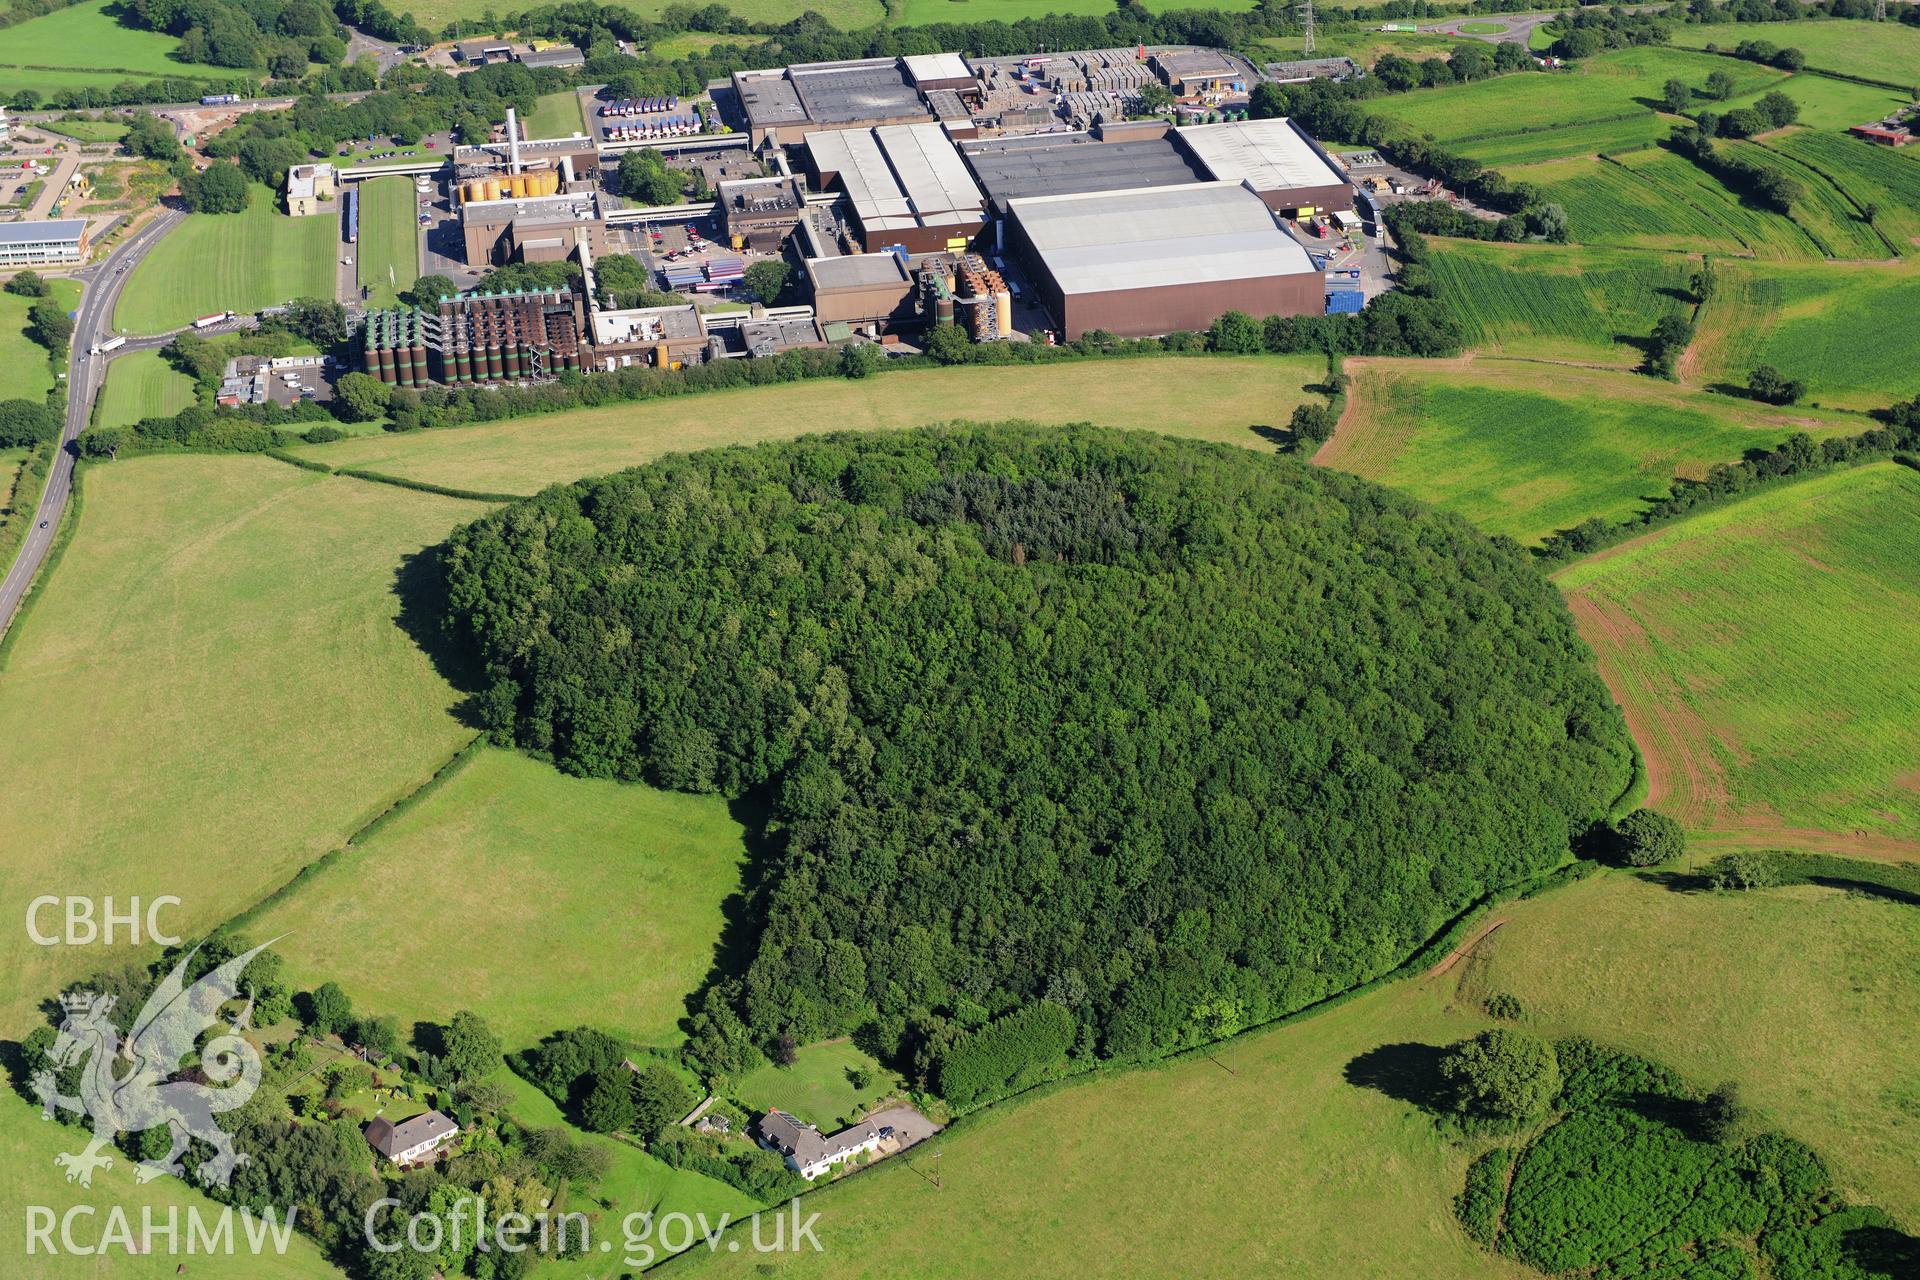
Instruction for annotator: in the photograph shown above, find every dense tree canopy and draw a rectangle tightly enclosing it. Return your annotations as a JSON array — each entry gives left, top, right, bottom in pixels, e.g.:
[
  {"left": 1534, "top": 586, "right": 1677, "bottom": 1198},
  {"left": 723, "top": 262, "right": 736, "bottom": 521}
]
[{"left": 442, "top": 425, "right": 1634, "bottom": 1080}]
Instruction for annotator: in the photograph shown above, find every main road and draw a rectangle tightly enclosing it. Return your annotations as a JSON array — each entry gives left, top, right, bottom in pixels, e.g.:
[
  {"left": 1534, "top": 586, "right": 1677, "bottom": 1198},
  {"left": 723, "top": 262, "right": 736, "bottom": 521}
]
[{"left": 0, "top": 207, "right": 184, "bottom": 642}]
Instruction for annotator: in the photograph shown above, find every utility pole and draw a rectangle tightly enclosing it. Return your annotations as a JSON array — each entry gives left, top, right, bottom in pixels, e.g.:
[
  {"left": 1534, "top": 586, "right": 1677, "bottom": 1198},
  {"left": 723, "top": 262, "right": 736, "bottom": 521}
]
[{"left": 1298, "top": 0, "right": 1316, "bottom": 56}]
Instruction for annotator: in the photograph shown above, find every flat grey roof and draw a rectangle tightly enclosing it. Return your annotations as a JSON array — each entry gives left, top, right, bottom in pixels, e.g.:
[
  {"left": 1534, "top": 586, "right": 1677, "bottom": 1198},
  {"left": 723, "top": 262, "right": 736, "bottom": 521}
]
[
  {"left": 1176, "top": 118, "right": 1348, "bottom": 193},
  {"left": 961, "top": 132, "right": 1205, "bottom": 203},
  {"left": 733, "top": 71, "right": 807, "bottom": 126},
  {"left": 902, "top": 52, "right": 972, "bottom": 84},
  {"left": 806, "top": 251, "right": 908, "bottom": 291},
  {"left": 0, "top": 218, "right": 85, "bottom": 243},
  {"left": 1008, "top": 182, "right": 1315, "bottom": 295},
  {"left": 791, "top": 60, "right": 926, "bottom": 126}
]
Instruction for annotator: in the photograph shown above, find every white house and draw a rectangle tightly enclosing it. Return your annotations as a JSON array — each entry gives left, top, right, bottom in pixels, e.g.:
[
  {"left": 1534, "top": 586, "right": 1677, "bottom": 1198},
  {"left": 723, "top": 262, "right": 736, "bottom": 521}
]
[
  {"left": 757, "top": 1109, "right": 882, "bottom": 1180},
  {"left": 364, "top": 1110, "right": 460, "bottom": 1167}
]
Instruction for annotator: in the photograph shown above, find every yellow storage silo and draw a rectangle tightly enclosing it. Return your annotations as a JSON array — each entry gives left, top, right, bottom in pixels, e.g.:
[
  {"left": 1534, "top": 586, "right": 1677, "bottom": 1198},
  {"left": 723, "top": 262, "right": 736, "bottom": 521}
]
[
  {"left": 995, "top": 289, "right": 1012, "bottom": 334},
  {"left": 484, "top": 178, "right": 502, "bottom": 202}
]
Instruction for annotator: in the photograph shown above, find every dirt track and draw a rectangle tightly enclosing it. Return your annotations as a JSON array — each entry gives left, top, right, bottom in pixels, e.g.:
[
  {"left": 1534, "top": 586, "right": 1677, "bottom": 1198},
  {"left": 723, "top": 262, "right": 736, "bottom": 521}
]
[{"left": 1428, "top": 918, "right": 1507, "bottom": 979}]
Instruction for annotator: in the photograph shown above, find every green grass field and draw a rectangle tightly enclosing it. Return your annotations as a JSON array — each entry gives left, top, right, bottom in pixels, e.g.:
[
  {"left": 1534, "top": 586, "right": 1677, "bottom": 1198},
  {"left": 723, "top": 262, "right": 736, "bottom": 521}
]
[
  {"left": 1761, "top": 128, "right": 1920, "bottom": 251},
  {"left": 1423, "top": 238, "right": 1693, "bottom": 365},
  {"left": 0, "top": 456, "right": 481, "bottom": 1032},
  {"left": 1475, "top": 872, "right": 1920, "bottom": 1220},
  {"left": 526, "top": 89, "right": 585, "bottom": 139},
  {"left": 0, "top": 446, "right": 43, "bottom": 575},
  {"left": 39, "top": 117, "right": 128, "bottom": 143},
  {"left": 93, "top": 348, "right": 196, "bottom": 428},
  {"left": 1688, "top": 257, "right": 1920, "bottom": 409},
  {"left": 1669, "top": 19, "right": 1920, "bottom": 91},
  {"left": 287, "top": 355, "right": 1327, "bottom": 495},
  {"left": 246, "top": 747, "right": 748, "bottom": 1050},
  {"left": 0, "top": 0, "right": 236, "bottom": 95},
  {"left": 355, "top": 177, "right": 417, "bottom": 308},
  {"left": 1721, "top": 138, "right": 1892, "bottom": 259},
  {"left": 1461, "top": 111, "right": 1676, "bottom": 167},
  {"left": 0, "top": 278, "right": 78, "bottom": 401},
  {"left": 1316, "top": 357, "right": 1858, "bottom": 544},
  {"left": 115, "top": 184, "right": 337, "bottom": 333},
  {"left": 681, "top": 869, "right": 1920, "bottom": 1276},
  {"left": 411, "top": 0, "right": 883, "bottom": 26},
  {"left": 1373, "top": 47, "right": 1783, "bottom": 164},
  {"left": 1720, "top": 68, "right": 1909, "bottom": 131},
  {"left": 735, "top": 1042, "right": 896, "bottom": 1131},
  {"left": 1611, "top": 146, "right": 1826, "bottom": 258},
  {"left": 0, "top": 1094, "right": 344, "bottom": 1279},
  {"left": 1557, "top": 463, "right": 1920, "bottom": 850},
  {"left": 1517, "top": 154, "right": 1749, "bottom": 254}
]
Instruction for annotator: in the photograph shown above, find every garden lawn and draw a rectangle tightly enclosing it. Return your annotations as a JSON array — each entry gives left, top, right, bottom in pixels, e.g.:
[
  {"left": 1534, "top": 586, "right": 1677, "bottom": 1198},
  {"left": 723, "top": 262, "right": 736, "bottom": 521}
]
[
  {"left": 245, "top": 747, "right": 748, "bottom": 1050},
  {"left": 488, "top": 1069, "right": 762, "bottom": 1276},
  {"left": 93, "top": 348, "right": 197, "bottom": 428},
  {"left": 679, "top": 868, "right": 1920, "bottom": 1277},
  {"left": 1556, "top": 463, "right": 1920, "bottom": 851},
  {"left": 1669, "top": 20, "right": 1920, "bottom": 91},
  {"left": 355, "top": 176, "right": 417, "bottom": 308},
  {"left": 1423, "top": 238, "right": 1693, "bottom": 365},
  {"left": 526, "top": 89, "right": 585, "bottom": 139},
  {"left": 0, "top": 1093, "right": 344, "bottom": 1279},
  {"left": 1314, "top": 357, "right": 1857, "bottom": 545},
  {"left": 0, "top": 0, "right": 236, "bottom": 93},
  {"left": 0, "top": 456, "right": 481, "bottom": 1034},
  {"left": 114, "top": 184, "right": 336, "bottom": 333},
  {"left": 0, "top": 278, "right": 79, "bottom": 400},
  {"left": 286, "top": 355, "right": 1326, "bottom": 495},
  {"left": 734, "top": 1042, "right": 896, "bottom": 1131},
  {"left": 1687, "top": 257, "right": 1920, "bottom": 409}
]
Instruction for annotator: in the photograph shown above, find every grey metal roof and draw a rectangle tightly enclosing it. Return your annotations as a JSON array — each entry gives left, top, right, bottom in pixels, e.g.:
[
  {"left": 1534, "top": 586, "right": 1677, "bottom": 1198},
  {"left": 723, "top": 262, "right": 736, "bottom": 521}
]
[
  {"left": 806, "top": 251, "right": 908, "bottom": 291},
  {"left": 807, "top": 124, "right": 982, "bottom": 235},
  {"left": 733, "top": 71, "right": 807, "bottom": 126},
  {"left": 790, "top": 60, "right": 926, "bottom": 126},
  {"left": 519, "top": 46, "right": 584, "bottom": 67},
  {"left": 1176, "top": 118, "right": 1348, "bottom": 193},
  {"left": 1008, "top": 182, "right": 1315, "bottom": 296},
  {"left": 0, "top": 218, "right": 85, "bottom": 244},
  {"left": 961, "top": 132, "right": 1205, "bottom": 203},
  {"left": 902, "top": 52, "right": 972, "bottom": 85}
]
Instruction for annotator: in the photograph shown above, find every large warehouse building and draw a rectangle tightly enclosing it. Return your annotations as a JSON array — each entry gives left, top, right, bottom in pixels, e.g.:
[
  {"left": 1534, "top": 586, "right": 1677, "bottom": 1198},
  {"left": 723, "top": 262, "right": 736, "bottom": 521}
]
[
  {"left": 804, "top": 123, "right": 985, "bottom": 254},
  {"left": 1176, "top": 117, "right": 1352, "bottom": 214},
  {"left": 732, "top": 57, "right": 936, "bottom": 146},
  {"left": 1002, "top": 182, "right": 1321, "bottom": 340}
]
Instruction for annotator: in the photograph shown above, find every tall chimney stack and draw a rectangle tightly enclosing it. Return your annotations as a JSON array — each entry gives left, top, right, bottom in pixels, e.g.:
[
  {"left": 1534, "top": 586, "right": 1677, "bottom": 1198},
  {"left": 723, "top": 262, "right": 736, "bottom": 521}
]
[{"left": 506, "top": 106, "right": 521, "bottom": 174}]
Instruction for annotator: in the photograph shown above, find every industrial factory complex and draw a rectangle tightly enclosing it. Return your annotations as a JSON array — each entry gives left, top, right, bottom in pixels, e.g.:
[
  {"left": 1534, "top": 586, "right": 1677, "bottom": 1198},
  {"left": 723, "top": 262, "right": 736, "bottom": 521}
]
[{"left": 338, "top": 45, "right": 1377, "bottom": 389}]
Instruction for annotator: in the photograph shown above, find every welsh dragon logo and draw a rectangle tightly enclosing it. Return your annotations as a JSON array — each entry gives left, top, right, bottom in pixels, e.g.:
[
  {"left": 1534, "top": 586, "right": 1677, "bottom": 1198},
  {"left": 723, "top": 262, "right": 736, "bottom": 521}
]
[{"left": 33, "top": 940, "right": 273, "bottom": 1189}]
